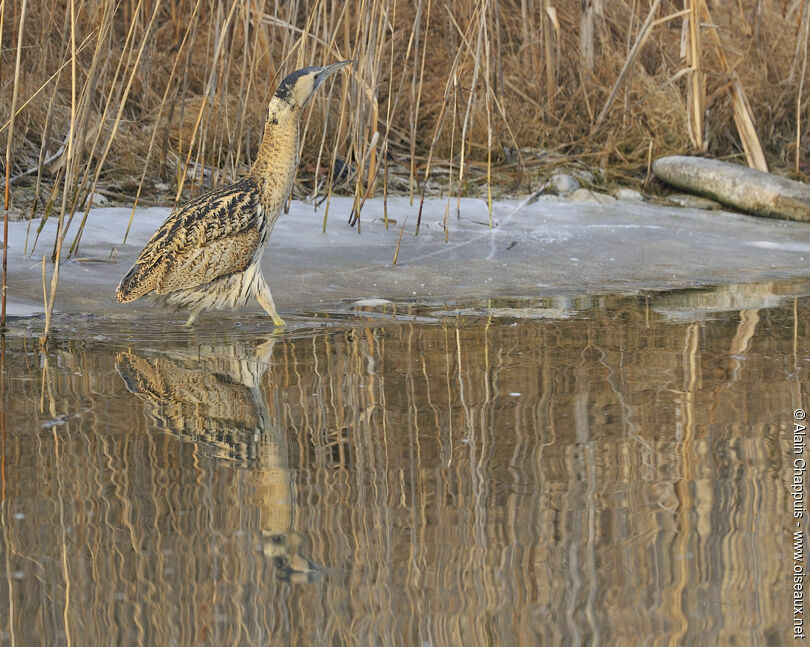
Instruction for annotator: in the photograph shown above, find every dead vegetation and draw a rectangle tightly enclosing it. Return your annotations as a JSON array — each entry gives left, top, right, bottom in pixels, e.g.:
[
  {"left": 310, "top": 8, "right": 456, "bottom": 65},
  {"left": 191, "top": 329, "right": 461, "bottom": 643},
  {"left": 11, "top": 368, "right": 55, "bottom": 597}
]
[{"left": 2, "top": 1, "right": 810, "bottom": 209}]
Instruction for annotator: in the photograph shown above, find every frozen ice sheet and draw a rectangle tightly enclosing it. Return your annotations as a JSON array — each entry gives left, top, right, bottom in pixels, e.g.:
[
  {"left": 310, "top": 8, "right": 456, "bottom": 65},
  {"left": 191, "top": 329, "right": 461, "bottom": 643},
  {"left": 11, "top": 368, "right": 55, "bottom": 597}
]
[{"left": 4, "top": 195, "right": 810, "bottom": 320}]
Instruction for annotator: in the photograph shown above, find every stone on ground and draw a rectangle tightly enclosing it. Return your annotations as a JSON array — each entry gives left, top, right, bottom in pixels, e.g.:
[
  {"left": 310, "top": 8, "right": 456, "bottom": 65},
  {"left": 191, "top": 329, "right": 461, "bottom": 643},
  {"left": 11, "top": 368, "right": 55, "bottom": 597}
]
[{"left": 653, "top": 155, "right": 810, "bottom": 222}]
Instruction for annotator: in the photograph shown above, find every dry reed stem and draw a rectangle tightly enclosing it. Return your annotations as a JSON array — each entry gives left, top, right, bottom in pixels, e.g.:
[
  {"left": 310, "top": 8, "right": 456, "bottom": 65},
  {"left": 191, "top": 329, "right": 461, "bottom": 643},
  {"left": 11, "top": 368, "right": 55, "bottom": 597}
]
[
  {"left": 123, "top": 0, "right": 205, "bottom": 244},
  {"left": 323, "top": 62, "right": 352, "bottom": 231},
  {"left": 173, "top": 0, "right": 241, "bottom": 207},
  {"left": 580, "top": 0, "right": 602, "bottom": 75},
  {"left": 643, "top": 139, "right": 653, "bottom": 187},
  {"left": 23, "top": 94, "right": 59, "bottom": 254},
  {"left": 0, "top": 0, "right": 22, "bottom": 331},
  {"left": 699, "top": 0, "right": 767, "bottom": 171},
  {"left": 69, "top": 0, "right": 162, "bottom": 256},
  {"left": 592, "top": 1, "right": 675, "bottom": 133},
  {"left": 685, "top": 0, "right": 705, "bottom": 151},
  {"left": 483, "top": 3, "right": 493, "bottom": 226},
  {"left": 543, "top": 2, "right": 558, "bottom": 114},
  {"left": 415, "top": 9, "right": 475, "bottom": 235},
  {"left": 454, "top": 0, "right": 486, "bottom": 226},
  {"left": 41, "top": 0, "right": 78, "bottom": 348},
  {"left": 795, "top": 1, "right": 810, "bottom": 174},
  {"left": 0, "top": 36, "right": 5, "bottom": 332}
]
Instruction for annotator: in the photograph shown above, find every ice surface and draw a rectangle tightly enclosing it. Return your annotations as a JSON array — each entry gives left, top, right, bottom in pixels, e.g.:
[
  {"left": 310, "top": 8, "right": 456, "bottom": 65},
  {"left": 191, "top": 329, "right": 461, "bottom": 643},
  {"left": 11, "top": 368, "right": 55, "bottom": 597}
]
[{"left": 4, "top": 196, "right": 810, "bottom": 321}]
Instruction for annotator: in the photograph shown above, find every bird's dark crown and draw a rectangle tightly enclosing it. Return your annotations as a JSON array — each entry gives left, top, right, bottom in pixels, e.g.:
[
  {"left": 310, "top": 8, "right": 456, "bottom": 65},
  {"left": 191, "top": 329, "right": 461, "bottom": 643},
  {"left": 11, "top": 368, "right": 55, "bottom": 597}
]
[{"left": 274, "top": 67, "right": 320, "bottom": 103}]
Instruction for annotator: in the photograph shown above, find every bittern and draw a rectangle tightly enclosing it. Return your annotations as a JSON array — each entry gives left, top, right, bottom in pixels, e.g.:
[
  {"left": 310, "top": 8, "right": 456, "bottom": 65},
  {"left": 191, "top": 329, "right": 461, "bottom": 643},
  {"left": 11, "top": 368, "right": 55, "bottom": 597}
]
[
  {"left": 116, "top": 60, "right": 352, "bottom": 326},
  {"left": 117, "top": 339, "right": 321, "bottom": 581}
]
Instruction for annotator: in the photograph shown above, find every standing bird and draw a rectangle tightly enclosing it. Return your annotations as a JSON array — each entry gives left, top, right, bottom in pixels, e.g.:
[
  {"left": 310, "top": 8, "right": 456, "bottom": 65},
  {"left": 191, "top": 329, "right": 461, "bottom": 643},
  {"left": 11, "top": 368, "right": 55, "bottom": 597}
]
[{"left": 116, "top": 60, "right": 352, "bottom": 326}]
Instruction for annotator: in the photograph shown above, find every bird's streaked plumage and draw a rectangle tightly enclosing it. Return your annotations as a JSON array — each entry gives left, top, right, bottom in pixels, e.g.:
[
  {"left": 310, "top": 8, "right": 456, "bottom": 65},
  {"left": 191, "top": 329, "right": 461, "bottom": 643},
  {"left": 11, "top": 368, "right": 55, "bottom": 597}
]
[
  {"left": 116, "top": 340, "right": 322, "bottom": 580},
  {"left": 116, "top": 60, "right": 352, "bottom": 326}
]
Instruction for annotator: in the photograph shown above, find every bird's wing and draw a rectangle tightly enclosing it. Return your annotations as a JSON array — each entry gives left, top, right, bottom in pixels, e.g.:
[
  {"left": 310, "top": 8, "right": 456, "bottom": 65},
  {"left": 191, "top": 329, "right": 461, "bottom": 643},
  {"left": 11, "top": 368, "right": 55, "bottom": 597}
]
[
  {"left": 117, "top": 177, "right": 263, "bottom": 300},
  {"left": 156, "top": 227, "right": 261, "bottom": 293}
]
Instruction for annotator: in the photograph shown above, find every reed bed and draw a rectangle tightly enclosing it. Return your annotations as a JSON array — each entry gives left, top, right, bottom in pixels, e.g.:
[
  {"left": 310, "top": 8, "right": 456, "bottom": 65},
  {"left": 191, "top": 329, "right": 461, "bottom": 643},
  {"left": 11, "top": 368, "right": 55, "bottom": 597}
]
[{"left": 1, "top": 0, "right": 809, "bottom": 337}]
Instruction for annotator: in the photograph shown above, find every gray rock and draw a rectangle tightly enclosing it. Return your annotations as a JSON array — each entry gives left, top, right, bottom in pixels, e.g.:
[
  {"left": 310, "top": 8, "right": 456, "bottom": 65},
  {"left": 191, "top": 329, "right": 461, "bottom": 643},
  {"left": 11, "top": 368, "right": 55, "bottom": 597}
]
[
  {"left": 615, "top": 188, "right": 644, "bottom": 202},
  {"left": 665, "top": 193, "right": 722, "bottom": 210},
  {"left": 569, "top": 188, "right": 617, "bottom": 204},
  {"left": 653, "top": 155, "right": 810, "bottom": 222},
  {"left": 552, "top": 167, "right": 597, "bottom": 186},
  {"left": 571, "top": 168, "right": 597, "bottom": 185},
  {"left": 84, "top": 192, "right": 107, "bottom": 207},
  {"left": 549, "top": 173, "right": 580, "bottom": 196}
]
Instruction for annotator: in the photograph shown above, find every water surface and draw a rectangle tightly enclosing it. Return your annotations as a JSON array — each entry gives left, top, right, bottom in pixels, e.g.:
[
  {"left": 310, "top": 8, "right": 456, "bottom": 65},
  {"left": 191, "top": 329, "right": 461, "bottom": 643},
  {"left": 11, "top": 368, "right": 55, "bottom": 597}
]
[{"left": 1, "top": 281, "right": 808, "bottom": 645}]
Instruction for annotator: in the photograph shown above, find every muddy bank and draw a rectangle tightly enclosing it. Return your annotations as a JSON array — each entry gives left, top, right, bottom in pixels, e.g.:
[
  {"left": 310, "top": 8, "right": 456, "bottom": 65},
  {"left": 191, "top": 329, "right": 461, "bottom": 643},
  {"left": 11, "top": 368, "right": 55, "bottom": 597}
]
[{"left": 4, "top": 196, "right": 810, "bottom": 323}]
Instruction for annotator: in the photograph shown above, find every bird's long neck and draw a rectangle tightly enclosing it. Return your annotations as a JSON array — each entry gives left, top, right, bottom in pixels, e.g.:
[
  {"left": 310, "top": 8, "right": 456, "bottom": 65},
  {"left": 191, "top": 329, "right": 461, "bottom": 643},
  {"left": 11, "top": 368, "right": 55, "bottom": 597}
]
[{"left": 249, "top": 106, "right": 301, "bottom": 212}]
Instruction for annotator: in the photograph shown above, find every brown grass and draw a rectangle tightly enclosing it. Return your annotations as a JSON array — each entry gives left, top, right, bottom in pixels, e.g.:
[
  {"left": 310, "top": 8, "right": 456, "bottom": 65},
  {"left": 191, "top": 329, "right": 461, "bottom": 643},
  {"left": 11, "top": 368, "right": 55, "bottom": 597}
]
[
  {"left": 3, "top": 2, "right": 809, "bottom": 209},
  {"left": 1, "top": 1, "right": 810, "bottom": 336}
]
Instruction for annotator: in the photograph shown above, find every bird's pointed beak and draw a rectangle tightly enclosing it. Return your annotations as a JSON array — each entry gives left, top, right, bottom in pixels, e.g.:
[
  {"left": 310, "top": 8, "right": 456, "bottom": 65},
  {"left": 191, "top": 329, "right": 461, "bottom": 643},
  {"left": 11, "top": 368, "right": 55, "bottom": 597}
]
[{"left": 315, "top": 59, "right": 352, "bottom": 87}]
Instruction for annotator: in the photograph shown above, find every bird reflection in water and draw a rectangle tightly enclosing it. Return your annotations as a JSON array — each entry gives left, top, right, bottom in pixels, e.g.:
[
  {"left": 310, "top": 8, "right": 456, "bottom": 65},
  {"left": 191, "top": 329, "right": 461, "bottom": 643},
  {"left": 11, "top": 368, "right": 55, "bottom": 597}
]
[{"left": 115, "top": 338, "right": 319, "bottom": 582}]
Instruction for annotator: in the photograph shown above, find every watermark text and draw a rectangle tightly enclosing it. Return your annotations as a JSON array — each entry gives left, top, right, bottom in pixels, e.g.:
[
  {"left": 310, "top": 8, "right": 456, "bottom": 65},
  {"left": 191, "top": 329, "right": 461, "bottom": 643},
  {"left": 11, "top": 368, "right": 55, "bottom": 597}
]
[{"left": 793, "top": 408, "right": 806, "bottom": 639}]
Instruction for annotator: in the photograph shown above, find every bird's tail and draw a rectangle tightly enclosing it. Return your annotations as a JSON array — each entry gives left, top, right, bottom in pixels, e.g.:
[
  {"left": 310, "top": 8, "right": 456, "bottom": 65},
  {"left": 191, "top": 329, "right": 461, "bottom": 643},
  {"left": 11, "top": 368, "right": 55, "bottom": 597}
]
[{"left": 116, "top": 262, "right": 159, "bottom": 302}]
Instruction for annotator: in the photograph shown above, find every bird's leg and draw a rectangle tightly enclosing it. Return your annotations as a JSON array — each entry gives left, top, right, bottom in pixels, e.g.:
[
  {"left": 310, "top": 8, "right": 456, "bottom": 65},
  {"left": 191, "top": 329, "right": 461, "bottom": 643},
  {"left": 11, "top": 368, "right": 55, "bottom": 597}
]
[
  {"left": 255, "top": 277, "right": 286, "bottom": 327},
  {"left": 185, "top": 308, "right": 203, "bottom": 327}
]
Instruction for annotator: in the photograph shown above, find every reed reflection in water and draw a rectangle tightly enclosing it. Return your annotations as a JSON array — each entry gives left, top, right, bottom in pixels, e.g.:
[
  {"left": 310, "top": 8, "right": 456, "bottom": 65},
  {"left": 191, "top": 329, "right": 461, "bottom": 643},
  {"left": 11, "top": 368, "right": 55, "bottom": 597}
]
[{"left": 1, "top": 285, "right": 808, "bottom": 645}]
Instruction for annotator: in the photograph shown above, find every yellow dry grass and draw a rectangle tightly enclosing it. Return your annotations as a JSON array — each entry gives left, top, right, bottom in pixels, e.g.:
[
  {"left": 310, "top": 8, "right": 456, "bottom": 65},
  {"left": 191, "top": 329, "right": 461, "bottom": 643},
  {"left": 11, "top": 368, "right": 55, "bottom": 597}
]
[{"left": 2, "top": 2, "right": 809, "bottom": 202}]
